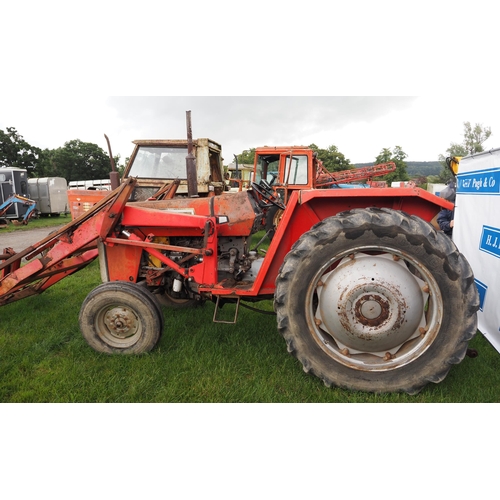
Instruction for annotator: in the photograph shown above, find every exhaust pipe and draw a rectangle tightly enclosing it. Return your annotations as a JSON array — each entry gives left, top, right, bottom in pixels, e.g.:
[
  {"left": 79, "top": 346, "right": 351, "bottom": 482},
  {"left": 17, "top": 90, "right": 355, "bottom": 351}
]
[
  {"left": 104, "top": 134, "right": 120, "bottom": 190},
  {"left": 185, "top": 111, "right": 198, "bottom": 198}
]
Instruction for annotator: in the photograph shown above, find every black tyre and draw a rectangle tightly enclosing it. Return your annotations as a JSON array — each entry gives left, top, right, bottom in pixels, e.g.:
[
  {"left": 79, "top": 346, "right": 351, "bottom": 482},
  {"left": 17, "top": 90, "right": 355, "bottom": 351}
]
[
  {"left": 265, "top": 206, "right": 283, "bottom": 240},
  {"left": 274, "top": 207, "right": 479, "bottom": 394},
  {"left": 79, "top": 281, "right": 163, "bottom": 354}
]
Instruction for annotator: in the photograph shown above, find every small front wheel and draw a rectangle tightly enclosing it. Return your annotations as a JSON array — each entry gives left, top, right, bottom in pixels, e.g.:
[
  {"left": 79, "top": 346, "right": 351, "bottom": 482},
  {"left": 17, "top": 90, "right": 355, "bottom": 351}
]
[{"left": 79, "top": 281, "right": 163, "bottom": 354}]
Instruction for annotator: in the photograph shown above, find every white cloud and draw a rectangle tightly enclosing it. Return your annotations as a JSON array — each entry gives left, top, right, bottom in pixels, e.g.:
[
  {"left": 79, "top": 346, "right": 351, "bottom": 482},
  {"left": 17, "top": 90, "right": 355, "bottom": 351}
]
[{"left": 1, "top": 96, "right": 499, "bottom": 166}]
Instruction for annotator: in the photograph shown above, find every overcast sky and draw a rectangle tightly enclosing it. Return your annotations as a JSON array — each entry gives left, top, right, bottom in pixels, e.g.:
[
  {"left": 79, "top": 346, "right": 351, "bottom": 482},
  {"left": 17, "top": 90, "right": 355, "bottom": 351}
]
[
  {"left": 3, "top": 3, "right": 498, "bottom": 169},
  {"left": 1, "top": 96, "right": 499, "bottom": 166}
]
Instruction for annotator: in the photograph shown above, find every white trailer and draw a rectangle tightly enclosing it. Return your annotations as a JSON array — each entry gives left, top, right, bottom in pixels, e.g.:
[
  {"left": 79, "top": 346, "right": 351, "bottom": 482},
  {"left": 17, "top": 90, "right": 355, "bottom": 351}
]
[
  {"left": 67, "top": 179, "right": 112, "bottom": 190},
  {"left": 28, "top": 177, "right": 69, "bottom": 216}
]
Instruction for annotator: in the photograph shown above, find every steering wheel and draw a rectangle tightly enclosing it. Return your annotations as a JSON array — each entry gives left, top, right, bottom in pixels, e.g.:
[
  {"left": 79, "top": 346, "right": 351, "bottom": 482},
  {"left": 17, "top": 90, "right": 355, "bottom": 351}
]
[{"left": 251, "top": 180, "right": 286, "bottom": 210}]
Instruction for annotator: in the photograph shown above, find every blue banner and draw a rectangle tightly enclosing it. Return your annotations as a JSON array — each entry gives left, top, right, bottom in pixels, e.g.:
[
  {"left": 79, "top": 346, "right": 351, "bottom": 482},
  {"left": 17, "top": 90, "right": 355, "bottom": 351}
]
[
  {"left": 457, "top": 167, "right": 500, "bottom": 195},
  {"left": 479, "top": 225, "right": 500, "bottom": 258}
]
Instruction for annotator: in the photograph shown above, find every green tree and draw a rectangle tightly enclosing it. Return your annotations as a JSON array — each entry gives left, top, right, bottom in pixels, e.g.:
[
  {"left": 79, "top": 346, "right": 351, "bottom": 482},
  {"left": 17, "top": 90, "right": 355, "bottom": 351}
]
[
  {"left": 236, "top": 148, "right": 256, "bottom": 166},
  {"left": 451, "top": 121, "right": 491, "bottom": 156},
  {"left": 39, "top": 139, "right": 114, "bottom": 182},
  {"left": 309, "top": 144, "right": 352, "bottom": 172},
  {"left": 437, "top": 121, "right": 492, "bottom": 182},
  {"left": 375, "top": 146, "right": 409, "bottom": 185},
  {"left": 0, "top": 127, "right": 41, "bottom": 174}
]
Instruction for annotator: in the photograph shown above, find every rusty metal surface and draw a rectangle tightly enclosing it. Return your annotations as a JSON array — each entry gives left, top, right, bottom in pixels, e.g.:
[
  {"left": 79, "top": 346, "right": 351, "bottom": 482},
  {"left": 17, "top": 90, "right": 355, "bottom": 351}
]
[
  {"left": 185, "top": 111, "right": 198, "bottom": 198},
  {"left": 122, "top": 137, "right": 223, "bottom": 197},
  {"left": 315, "top": 252, "right": 426, "bottom": 354},
  {"left": 131, "top": 190, "right": 257, "bottom": 237},
  {"left": 0, "top": 179, "right": 137, "bottom": 306},
  {"left": 104, "top": 133, "right": 120, "bottom": 190}
]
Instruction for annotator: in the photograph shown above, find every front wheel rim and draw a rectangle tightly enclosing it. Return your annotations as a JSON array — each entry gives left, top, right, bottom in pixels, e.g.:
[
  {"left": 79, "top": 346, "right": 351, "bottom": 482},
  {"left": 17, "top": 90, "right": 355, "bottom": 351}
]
[
  {"left": 96, "top": 305, "right": 142, "bottom": 348},
  {"left": 307, "top": 246, "right": 443, "bottom": 372}
]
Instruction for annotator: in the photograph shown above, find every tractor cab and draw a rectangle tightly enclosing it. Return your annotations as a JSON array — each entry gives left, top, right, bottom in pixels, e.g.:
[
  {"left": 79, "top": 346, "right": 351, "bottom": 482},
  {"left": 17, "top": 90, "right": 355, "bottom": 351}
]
[
  {"left": 67, "top": 135, "right": 227, "bottom": 220},
  {"left": 123, "top": 138, "right": 226, "bottom": 201},
  {"left": 252, "top": 146, "right": 398, "bottom": 207},
  {"left": 254, "top": 147, "right": 313, "bottom": 188},
  {"left": 253, "top": 147, "right": 318, "bottom": 207}
]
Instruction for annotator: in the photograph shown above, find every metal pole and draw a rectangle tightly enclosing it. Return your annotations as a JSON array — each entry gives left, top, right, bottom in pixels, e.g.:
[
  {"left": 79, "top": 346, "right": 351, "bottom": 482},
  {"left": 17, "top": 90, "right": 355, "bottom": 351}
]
[
  {"left": 185, "top": 111, "right": 198, "bottom": 197},
  {"left": 104, "top": 134, "right": 120, "bottom": 190}
]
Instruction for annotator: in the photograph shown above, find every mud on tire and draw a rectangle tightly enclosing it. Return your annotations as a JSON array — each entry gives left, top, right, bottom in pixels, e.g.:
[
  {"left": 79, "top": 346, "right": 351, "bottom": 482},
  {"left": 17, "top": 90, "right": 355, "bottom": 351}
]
[{"left": 79, "top": 281, "right": 163, "bottom": 354}]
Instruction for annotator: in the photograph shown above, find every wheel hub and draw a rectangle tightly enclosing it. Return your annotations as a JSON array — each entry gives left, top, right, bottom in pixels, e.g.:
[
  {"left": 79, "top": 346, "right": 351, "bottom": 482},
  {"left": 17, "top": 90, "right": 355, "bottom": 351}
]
[
  {"left": 103, "top": 307, "right": 139, "bottom": 339},
  {"left": 315, "top": 253, "right": 428, "bottom": 355},
  {"left": 355, "top": 294, "right": 389, "bottom": 326}
]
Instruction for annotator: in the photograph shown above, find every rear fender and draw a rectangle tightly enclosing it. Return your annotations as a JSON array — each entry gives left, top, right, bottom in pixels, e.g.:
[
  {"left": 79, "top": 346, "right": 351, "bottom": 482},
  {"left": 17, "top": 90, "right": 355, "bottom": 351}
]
[{"left": 251, "top": 187, "right": 454, "bottom": 295}]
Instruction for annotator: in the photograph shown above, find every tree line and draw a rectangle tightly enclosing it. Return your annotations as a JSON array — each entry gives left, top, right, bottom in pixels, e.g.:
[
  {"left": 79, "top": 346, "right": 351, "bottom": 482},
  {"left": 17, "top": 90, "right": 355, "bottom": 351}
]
[
  {"left": 0, "top": 121, "right": 492, "bottom": 185},
  {"left": 236, "top": 121, "right": 493, "bottom": 186},
  {"left": 0, "top": 127, "right": 122, "bottom": 182}
]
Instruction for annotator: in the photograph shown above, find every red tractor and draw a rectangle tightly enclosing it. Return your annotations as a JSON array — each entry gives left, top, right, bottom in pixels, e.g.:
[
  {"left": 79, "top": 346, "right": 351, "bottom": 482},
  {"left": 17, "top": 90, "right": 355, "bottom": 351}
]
[{"left": 0, "top": 118, "right": 478, "bottom": 394}]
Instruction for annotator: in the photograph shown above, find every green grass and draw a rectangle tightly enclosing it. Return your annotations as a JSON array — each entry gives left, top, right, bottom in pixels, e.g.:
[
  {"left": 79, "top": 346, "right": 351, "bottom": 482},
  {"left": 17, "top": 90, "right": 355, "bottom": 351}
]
[
  {"left": 1, "top": 214, "right": 72, "bottom": 232},
  {"left": 1, "top": 257, "right": 498, "bottom": 402}
]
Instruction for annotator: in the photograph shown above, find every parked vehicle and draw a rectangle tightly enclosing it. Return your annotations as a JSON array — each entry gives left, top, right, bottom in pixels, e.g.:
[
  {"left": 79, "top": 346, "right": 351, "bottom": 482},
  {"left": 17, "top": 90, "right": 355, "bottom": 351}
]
[
  {"left": 66, "top": 125, "right": 226, "bottom": 219},
  {"left": 0, "top": 167, "right": 32, "bottom": 221},
  {"left": 0, "top": 114, "right": 479, "bottom": 394},
  {"left": 28, "top": 177, "right": 69, "bottom": 217},
  {"left": 68, "top": 179, "right": 112, "bottom": 190},
  {"left": 0, "top": 193, "right": 37, "bottom": 227},
  {"left": 242, "top": 145, "right": 396, "bottom": 237}
]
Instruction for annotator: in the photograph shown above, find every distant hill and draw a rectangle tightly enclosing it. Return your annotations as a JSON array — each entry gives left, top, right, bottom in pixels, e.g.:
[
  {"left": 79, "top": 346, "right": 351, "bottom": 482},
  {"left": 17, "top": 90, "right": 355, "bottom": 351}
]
[{"left": 354, "top": 161, "right": 442, "bottom": 177}]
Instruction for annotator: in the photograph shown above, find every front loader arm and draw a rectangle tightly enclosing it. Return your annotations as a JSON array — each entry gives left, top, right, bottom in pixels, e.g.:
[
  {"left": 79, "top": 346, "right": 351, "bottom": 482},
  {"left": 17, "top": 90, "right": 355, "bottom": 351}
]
[{"left": 0, "top": 178, "right": 137, "bottom": 307}]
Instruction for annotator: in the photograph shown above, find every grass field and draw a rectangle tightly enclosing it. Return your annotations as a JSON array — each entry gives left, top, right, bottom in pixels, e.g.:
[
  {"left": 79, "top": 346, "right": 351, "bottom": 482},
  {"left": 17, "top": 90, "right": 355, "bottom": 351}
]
[
  {"left": 2, "top": 216, "right": 499, "bottom": 402},
  {"left": 1, "top": 214, "right": 73, "bottom": 232},
  {"left": 1, "top": 249, "right": 499, "bottom": 402}
]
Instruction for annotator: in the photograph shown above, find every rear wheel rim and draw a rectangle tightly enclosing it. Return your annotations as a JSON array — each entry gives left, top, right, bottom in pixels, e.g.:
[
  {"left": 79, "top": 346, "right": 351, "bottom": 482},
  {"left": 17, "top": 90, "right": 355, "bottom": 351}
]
[{"left": 307, "top": 246, "right": 442, "bottom": 372}]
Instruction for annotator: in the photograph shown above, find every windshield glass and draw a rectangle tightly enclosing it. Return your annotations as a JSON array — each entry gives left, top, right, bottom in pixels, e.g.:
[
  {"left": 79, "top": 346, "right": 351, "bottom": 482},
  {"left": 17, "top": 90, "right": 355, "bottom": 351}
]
[
  {"left": 255, "top": 154, "right": 280, "bottom": 184},
  {"left": 129, "top": 146, "right": 188, "bottom": 179}
]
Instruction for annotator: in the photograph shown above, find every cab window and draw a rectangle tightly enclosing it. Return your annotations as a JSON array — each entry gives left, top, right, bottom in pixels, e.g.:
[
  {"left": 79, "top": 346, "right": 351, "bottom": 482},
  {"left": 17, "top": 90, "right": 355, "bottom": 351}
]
[
  {"left": 129, "top": 146, "right": 188, "bottom": 179},
  {"left": 283, "top": 155, "right": 308, "bottom": 185},
  {"left": 255, "top": 154, "right": 280, "bottom": 185}
]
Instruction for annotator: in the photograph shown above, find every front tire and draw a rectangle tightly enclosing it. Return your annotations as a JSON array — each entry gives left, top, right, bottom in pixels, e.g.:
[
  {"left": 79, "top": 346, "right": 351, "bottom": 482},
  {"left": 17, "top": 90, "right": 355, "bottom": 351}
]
[
  {"left": 274, "top": 208, "right": 479, "bottom": 394},
  {"left": 79, "top": 281, "right": 163, "bottom": 354},
  {"left": 265, "top": 205, "right": 283, "bottom": 240}
]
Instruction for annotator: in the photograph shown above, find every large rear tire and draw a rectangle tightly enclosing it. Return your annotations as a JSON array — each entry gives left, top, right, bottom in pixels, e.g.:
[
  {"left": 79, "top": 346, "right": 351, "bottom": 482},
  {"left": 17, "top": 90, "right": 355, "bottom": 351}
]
[
  {"left": 274, "top": 207, "right": 479, "bottom": 394},
  {"left": 79, "top": 281, "right": 163, "bottom": 354}
]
